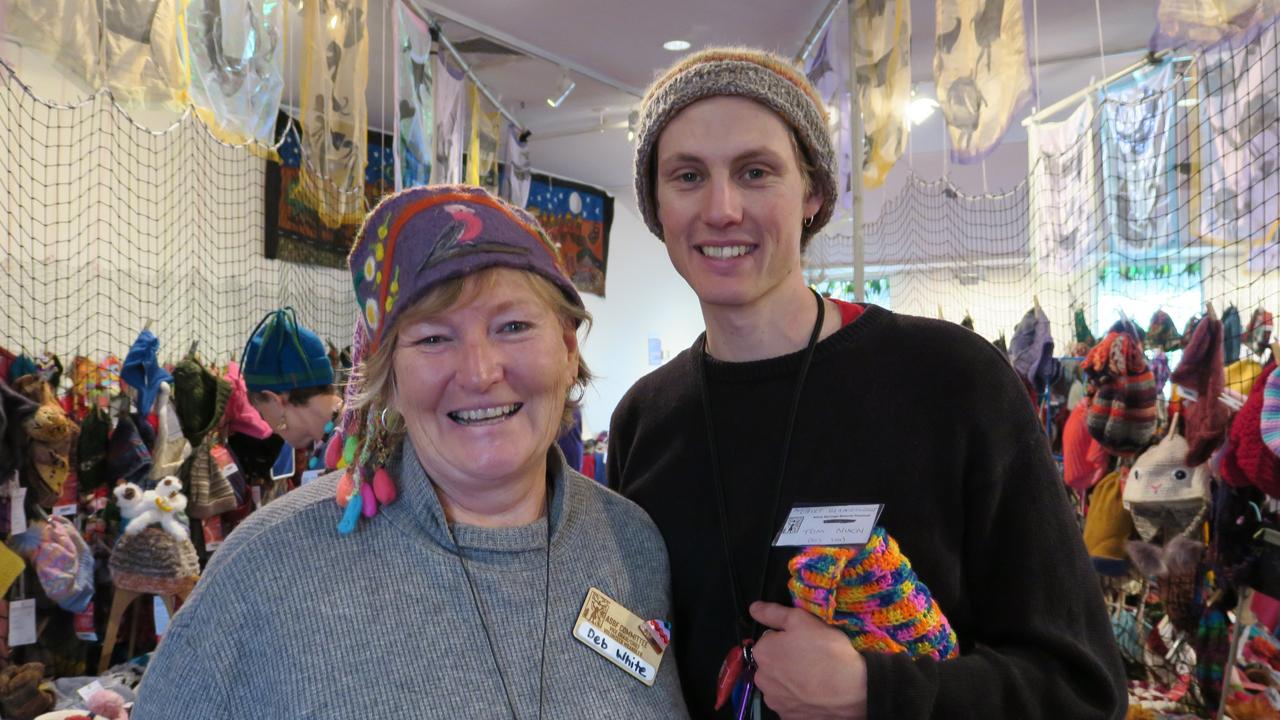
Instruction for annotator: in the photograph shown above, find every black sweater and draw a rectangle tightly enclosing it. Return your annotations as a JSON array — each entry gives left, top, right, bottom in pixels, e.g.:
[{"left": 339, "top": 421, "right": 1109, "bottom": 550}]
[{"left": 609, "top": 305, "right": 1126, "bottom": 719}]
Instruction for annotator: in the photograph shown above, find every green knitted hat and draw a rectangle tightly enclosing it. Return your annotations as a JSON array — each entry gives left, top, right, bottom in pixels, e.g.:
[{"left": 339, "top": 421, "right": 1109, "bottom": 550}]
[{"left": 632, "top": 46, "right": 838, "bottom": 244}]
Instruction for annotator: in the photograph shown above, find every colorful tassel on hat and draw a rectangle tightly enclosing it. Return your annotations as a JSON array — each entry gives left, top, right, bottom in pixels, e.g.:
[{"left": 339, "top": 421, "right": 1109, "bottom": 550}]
[
  {"left": 360, "top": 481, "right": 378, "bottom": 519},
  {"left": 336, "top": 470, "right": 354, "bottom": 509},
  {"left": 339, "top": 434, "right": 357, "bottom": 469},
  {"left": 372, "top": 466, "right": 397, "bottom": 505},
  {"left": 337, "top": 487, "right": 363, "bottom": 535},
  {"left": 324, "top": 431, "right": 344, "bottom": 470}
]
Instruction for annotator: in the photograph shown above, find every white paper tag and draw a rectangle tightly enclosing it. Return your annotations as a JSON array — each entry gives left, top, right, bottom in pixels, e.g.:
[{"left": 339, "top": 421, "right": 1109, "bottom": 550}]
[
  {"left": 53, "top": 503, "right": 77, "bottom": 517},
  {"left": 300, "top": 469, "right": 323, "bottom": 485},
  {"left": 76, "top": 680, "right": 105, "bottom": 702},
  {"left": 251, "top": 485, "right": 262, "bottom": 508},
  {"left": 772, "top": 504, "right": 883, "bottom": 547},
  {"left": 9, "top": 598, "right": 36, "bottom": 646},
  {"left": 9, "top": 487, "right": 27, "bottom": 535},
  {"left": 153, "top": 596, "right": 170, "bottom": 637}
]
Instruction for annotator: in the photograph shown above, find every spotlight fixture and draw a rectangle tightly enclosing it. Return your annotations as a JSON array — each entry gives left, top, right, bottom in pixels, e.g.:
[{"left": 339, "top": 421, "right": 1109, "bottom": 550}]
[
  {"left": 546, "top": 72, "right": 576, "bottom": 108},
  {"left": 663, "top": 39, "right": 691, "bottom": 51},
  {"left": 626, "top": 110, "right": 639, "bottom": 142}
]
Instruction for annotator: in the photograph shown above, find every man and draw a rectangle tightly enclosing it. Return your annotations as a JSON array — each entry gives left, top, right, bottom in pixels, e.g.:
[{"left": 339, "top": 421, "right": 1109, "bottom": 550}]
[{"left": 608, "top": 47, "right": 1125, "bottom": 719}]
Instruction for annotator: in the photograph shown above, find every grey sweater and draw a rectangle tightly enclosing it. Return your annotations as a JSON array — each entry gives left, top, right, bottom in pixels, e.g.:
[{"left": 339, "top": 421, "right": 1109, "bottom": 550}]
[{"left": 132, "top": 444, "right": 689, "bottom": 719}]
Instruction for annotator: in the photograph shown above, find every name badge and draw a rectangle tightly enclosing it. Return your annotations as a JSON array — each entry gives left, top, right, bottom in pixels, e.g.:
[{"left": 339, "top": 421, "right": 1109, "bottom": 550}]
[
  {"left": 772, "top": 503, "right": 883, "bottom": 547},
  {"left": 573, "top": 587, "right": 667, "bottom": 686}
]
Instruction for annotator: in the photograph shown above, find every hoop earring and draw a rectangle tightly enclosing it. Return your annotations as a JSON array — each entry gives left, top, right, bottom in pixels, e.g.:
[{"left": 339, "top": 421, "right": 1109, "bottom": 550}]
[{"left": 803, "top": 215, "right": 814, "bottom": 228}]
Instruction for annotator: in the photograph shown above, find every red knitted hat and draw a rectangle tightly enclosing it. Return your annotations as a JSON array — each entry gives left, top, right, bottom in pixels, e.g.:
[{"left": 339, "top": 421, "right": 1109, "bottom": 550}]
[
  {"left": 1221, "top": 361, "right": 1280, "bottom": 496},
  {"left": 1063, "top": 399, "right": 1105, "bottom": 491}
]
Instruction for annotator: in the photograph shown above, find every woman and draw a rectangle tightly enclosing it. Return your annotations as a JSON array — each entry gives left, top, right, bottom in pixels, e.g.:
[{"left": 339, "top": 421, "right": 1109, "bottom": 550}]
[
  {"left": 132, "top": 185, "right": 688, "bottom": 719},
  {"left": 241, "top": 306, "right": 343, "bottom": 475}
]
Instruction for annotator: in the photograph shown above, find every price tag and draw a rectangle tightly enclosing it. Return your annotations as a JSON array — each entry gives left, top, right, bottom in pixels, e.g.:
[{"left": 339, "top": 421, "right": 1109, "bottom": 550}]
[
  {"left": 8, "top": 599, "right": 35, "bottom": 647},
  {"left": 76, "top": 680, "right": 105, "bottom": 702},
  {"left": 9, "top": 488, "right": 26, "bottom": 536}
]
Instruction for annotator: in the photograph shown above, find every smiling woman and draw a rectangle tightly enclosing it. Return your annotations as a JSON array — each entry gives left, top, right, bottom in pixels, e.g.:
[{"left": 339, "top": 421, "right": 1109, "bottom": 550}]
[{"left": 131, "top": 186, "right": 690, "bottom": 720}]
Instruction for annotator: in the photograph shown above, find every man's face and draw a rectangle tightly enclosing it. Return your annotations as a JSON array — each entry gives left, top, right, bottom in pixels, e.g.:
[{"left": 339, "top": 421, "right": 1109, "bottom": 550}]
[{"left": 653, "top": 96, "right": 822, "bottom": 310}]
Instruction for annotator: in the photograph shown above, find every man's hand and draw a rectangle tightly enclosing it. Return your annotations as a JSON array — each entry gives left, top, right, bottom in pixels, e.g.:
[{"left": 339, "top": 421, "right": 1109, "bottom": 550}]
[{"left": 749, "top": 601, "right": 869, "bottom": 720}]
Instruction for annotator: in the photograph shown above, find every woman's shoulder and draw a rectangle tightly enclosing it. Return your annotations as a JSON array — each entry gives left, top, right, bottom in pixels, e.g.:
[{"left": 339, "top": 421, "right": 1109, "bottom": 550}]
[
  {"left": 564, "top": 470, "right": 663, "bottom": 539},
  {"left": 202, "top": 472, "right": 343, "bottom": 575}
]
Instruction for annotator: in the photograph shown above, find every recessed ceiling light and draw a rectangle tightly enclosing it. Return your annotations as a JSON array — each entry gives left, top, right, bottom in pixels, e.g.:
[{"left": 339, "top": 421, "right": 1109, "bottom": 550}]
[{"left": 663, "top": 40, "right": 691, "bottom": 51}]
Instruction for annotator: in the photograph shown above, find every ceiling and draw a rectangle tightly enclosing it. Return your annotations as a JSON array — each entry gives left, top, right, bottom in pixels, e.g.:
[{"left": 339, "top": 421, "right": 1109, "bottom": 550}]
[{"left": 283, "top": 0, "right": 1163, "bottom": 190}]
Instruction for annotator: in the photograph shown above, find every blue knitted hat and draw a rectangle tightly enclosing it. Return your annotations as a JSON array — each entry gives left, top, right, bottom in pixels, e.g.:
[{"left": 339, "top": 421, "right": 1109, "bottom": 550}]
[{"left": 241, "top": 308, "right": 335, "bottom": 394}]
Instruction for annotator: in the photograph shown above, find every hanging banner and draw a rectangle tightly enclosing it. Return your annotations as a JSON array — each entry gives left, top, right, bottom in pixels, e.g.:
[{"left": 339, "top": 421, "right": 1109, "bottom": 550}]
[
  {"left": 1029, "top": 100, "right": 1097, "bottom": 274},
  {"left": 182, "top": 0, "right": 285, "bottom": 147},
  {"left": 431, "top": 54, "right": 467, "bottom": 185},
  {"left": 851, "top": 0, "right": 910, "bottom": 188},
  {"left": 805, "top": 10, "right": 853, "bottom": 205},
  {"left": 1197, "top": 17, "right": 1280, "bottom": 260},
  {"left": 1100, "top": 62, "right": 1179, "bottom": 255},
  {"left": 465, "top": 85, "right": 501, "bottom": 193},
  {"left": 298, "top": 0, "right": 368, "bottom": 228},
  {"left": 394, "top": 0, "right": 432, "bottom": 189},
  {"left": 525, "top": 174, "right": 613, "bottom": 297},
  {"left": 934, "top": 0, "right": 1033, "bottom": 162},
  {"left": 4, "top": 0, "right": 186, "bottom": 109},
  {"left": 501, "top": 123, "right": 531, "bottom": 208},
  {"left": 1151, "top": 0, "right": 1279, "bottom": 51},
  {"left": 265, "top": 114, "right": 394, "bottom": 268}
]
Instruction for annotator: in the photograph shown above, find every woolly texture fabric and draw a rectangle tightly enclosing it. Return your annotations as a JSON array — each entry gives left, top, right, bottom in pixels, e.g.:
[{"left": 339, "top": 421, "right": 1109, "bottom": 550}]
[
  {"left": 1084, "top": 470, "right": 1135, "bottom": 574},
  {"left": 1062, "top": 399, "right": 1105, "bottom": 492},
  {"left": 1263, "top": 368, "right": 1280, "bottom": 457},
  {"left": 109, "top": 527, "right": 200, "bottom": 597},
  {"left": 788, "top": 528, "right": 959, "bottom": 661},
  {"left": 1083, "top": 326, "right": 1157, "bottom": 455},
  {"left": 120, "top": 329, "right": 171, "bottom": 416},
  {"left": 1227, "top": 359, "right": 1263, "bottom": 396},
  {"left": 1171, "top": 312, "right": 1229, "bottom": 465},
  {"left": 1222, "top": 361, "right": 1280, "bottom": 495},
  {"left": 240, "top": 308, "right": 334, "bottom": 394},
  {"left": 1223, "top": 305, "right": 1242, "bottom": 363},
  {"left": 631, "top": 47, "right": 838, "bottom": 243}
]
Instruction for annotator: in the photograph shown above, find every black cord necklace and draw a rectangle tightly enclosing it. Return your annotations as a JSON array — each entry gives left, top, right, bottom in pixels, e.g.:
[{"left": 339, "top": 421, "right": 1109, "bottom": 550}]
[
  {"left": 447, "top": 484, "right": 552, "bottom": 720},
  {"left": 695, "top": 288, "right": 825, "bottom": 641}
]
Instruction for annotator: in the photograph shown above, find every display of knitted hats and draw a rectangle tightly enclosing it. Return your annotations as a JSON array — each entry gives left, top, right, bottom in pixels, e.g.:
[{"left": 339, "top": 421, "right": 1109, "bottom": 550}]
[
  {"left": 1150, "top": 351, "right": 1170, "bottom": 395},
  {"left": 1263, "top": 368, "right": 1279, "bottom": 458},
  {"left": 6, "top": 516, "right": 95, "bottom": 613},
  {"left": 1073, "top": 306, "right": 1097, "bottom": 348},
  {"left": 105, "top": 414, "right": 152, "bottom": 488},
  {"left": 109, "top": 525, "right": 200, "bottom": 596},
  {"left": 1193, "top": 603, "right": 1231, "bottom": 710},
  {"left": 335, "top": 184, "right": 585, "bottom": 534},
  {"left": 1147, "top": 309, "right": 1182, "bottom": 352},
  {"left": 1, "top": 379, "right": 39, "bottom": 478},
  {"left": 1009, "top": 304, "right": 1059, "bottom": 395},
  {"left": 1228, "top": 359, "right": 1264, "bottom": 396},
  {"left": 8, "top": 354, "right": 37, "bottom": 383},
  {"left": 787, "top": 527, "right": 959, "bottom": 661},
  {"left": 1082, "top": 323, "right": 1157, "bottom": 455},
  {"left": 1084, "top": 470, "right": 1135, "bottom": 576},
  {"left": 181, "top": 432, "right": 242, "bottom": 519},
  {"left": 1222, "top": 362, "right": 1280, "bottom": 495},
  {"left": 1125, "top": 535, "right": 1205, "bottom": 635},
  {"left": 171, "top": 356, "right": 231, "bottom": 448},
  {"left": 119, "top": 329, "right": 172, "bottom": 416},
  {"left": 76, "top": 407, "right": 111, "bottom": 490},
  {"left": 148, "top": 383, "right": 191, "bottom": 481},
  {"left": 222, "top": 362, "right": 273, "bottom": 440},
  {"left": 1122, "top": 415, "right": 1210, "bottom": 543},
  {"left": 1247, "top": 307, "right": 1274, "bottom": 357},
  {"left": 1170, "top": 310, "right": 1229, "bottom": 466},
  {"left": 1223, "top": 304, "right": 1243, "bottom": 363},
  {"left": 1062, "top": 399, "right": 1107, "bottom": 492},
  {"left": 0, "top": 663, "right": 54, "bottom": 720}
]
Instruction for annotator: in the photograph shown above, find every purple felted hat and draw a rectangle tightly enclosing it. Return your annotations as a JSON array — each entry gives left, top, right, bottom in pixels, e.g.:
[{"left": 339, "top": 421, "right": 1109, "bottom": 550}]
[
  {"left": 349, "top": 184, "right": 582, "bottom": 354},
  {"left": 334, "top": 185, "right": 582, "bottom": 535}
]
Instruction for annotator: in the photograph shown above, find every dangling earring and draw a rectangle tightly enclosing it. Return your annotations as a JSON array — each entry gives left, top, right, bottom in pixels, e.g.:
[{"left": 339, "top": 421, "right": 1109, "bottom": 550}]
[
  {"left": 275, "top": 409, "right": 289, "bottom": 432},
  {"left": 803, "top": 215, "right": 814, "bottom": 228}
]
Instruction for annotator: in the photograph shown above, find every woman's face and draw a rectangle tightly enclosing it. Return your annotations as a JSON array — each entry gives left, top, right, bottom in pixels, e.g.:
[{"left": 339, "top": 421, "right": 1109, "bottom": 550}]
[{"left": 391, "top": 269, "right": 578, "bottom": 496}]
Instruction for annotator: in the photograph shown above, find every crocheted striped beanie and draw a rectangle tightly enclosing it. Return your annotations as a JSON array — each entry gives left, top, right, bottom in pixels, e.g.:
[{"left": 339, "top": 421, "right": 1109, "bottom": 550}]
[
  {"left": 1263, "top": 367, "right": 1280, "bottom": 458},
  {"left": 787, "top": 527, "right": 959, "bottom": 661}
]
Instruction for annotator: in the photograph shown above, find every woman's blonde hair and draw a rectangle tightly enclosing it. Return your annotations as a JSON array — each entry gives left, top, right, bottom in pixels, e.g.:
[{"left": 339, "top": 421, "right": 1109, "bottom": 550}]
[{"left": 347, "top": 266, "right": 592, "bottom": 434}]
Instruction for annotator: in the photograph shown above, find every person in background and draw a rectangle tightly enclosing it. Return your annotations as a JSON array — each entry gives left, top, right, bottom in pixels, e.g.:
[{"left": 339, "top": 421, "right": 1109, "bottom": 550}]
[
  {"left": 557, "top": 405, "right": 584, "bottom": 472},
  {"left": 581, "top": 438, "right": 597, "bottom": 480},
  {"left": 609, "top": 47, "right": 1125, "bottom": 719},
  {"left": 240, "top": 308, "right": 343, "bottom": 477},
  {"left": 132, "top": 185, "right": 687, "bottom": 718}
]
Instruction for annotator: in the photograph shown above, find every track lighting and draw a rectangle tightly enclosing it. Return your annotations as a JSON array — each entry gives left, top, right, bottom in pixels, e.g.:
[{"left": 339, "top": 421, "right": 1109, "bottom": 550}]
[{"left": 547, "top": 72, "right": 575, "bottom": 109}]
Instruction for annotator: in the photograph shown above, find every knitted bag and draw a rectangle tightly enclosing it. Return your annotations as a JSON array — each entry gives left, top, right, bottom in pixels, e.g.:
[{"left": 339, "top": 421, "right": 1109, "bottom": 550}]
[
  {"left": 787, "top": 527, "right": 959, "bottom": 661},
  {"left": 1083, "top": 328, "right": 1157, "bottom": 455}
]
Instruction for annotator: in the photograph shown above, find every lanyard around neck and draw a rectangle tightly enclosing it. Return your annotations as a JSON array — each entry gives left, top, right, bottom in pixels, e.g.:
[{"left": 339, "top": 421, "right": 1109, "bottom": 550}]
[{"left": 695, "top": 288, "right": 825, "bottom": 640}]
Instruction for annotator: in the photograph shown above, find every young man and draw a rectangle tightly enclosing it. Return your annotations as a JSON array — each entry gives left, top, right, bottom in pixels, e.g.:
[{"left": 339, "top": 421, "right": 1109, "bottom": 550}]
[{"left": 609, "top": 48, "right": 1125, "bottom": 719}]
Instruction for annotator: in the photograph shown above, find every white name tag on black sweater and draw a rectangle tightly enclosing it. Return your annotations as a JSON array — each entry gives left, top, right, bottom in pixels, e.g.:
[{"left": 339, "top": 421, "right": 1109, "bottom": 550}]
[{"left": 772, "top": 503, "right": 883, "bottom": 547}]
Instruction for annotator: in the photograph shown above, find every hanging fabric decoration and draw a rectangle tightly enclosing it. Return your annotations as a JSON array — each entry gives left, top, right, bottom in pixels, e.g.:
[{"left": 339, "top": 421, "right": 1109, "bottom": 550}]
[
  {"left": 1100, "top": 61, "right": 1179, "bottom": 256},
  {"left": 501, "top": 123, "right": 531, "bottom": 207},
  {"left": 853, "top": 0, "right": 911, "bottom": 188},
  {"left": 3, "top": 0, "right": 186, "bottom": 109},
  {"left": 1151, "top": 0, "right": 1279, "bottom": 51},
  {"left": 933, "top": 0, "right": 1033, "bottom": 162},
  {"left": 298, "top": 0, "right": 369, "bottom": 228},
  {"left": 1197, "top": 17, "right": 1280, "bottom": 272},
  {"left": 431, "top": 54, "right": 467, "bottom": 185},
  {"left": 181, "top": 0, "right": 285, "bottom": 147},
  {"left": 525, "top": 173, "right": 613, "bottom": 297},
  {"left": 393, "top": 0, "right": 432, "bottom": 189},
  {"left": 805, "top": 13, "right": 852, "bottom": 208},
  {"left": 465, "top": 85, "right": 501, "bottom": 193},
  {"left": 1029, "top": 100, "right": 1097, "bottom": 274}
]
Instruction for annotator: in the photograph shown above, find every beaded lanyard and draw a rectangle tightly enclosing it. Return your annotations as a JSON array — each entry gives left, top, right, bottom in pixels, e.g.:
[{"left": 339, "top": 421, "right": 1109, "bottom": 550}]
[{"left": 694, "top": 289, "right": 824, "bottom": 715}]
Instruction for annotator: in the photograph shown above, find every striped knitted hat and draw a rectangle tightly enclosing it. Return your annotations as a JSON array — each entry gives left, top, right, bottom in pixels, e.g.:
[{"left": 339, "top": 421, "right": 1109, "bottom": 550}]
[
  {"left": 632, "top": 47, "right": 838, "bottom": 244},
  {"left": 1083, "top": 324, "right": 1157, "bottom": 456},
  {"left": 788, "top": 527, "right": 959, "bottom": 661},
  {"left": 1263, "top": 367, "right": 1280, "bottom": 458}
]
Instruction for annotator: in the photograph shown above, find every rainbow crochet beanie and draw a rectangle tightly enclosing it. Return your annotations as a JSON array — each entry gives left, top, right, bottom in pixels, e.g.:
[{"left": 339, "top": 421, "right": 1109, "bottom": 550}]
[{"left": 788, "top": 527, "right": 959, "bottom": 661}]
